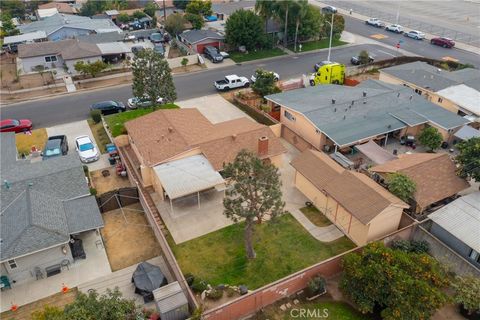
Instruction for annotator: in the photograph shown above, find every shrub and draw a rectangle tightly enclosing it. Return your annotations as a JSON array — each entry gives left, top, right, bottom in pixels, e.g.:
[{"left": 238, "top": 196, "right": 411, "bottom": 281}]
[
  {"left": 226, "top": 287, "right": 236, "bottom": 297},
  {"left": 83, "top": 165, "right": 89, "bottom": 175},
  {"left": 452, "top": 276, "right": 480, "bottom": 316},
  {"left": 191, "top": 278, "right": 208, "bottom": 293},
  {"left": 90, "top": 109, "right": 102, "bottom": 123},
  {"left": 89, "top": 187, "right": 97, "bottom": 196},
  {"left": 206, "top": 288, "right": 223, "bottom": 300},
  {"left": 391, "top": 240, "right": 429, "bottom": 254},
  {"left": 307, "top": 276, "right": 326, "bottom": 296},
  {"left": 184, "top": 273, "right": 195, "bottom": 286}
]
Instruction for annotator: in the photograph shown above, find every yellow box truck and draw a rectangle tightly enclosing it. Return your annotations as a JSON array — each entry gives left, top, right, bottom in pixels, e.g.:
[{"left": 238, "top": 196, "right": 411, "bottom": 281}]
[{"left": 309, "top": 61, "right": 345, "bottom": 86}]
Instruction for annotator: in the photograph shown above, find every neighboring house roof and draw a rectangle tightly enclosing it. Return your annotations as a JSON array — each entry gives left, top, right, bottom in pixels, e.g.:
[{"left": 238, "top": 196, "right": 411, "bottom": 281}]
[
  {"left": 0, "top": 134, "right": 103, "bottom": 262},
  {"left": 18, "top": 39, "right": 102, "bottom": 59},
  {"left": 355, "top": 140, "right": 398, "bottom": 165},
  {"left": 38, "top": 2, "right": 77, "bottom": 14},
  {"left": 38, "top": 8, "right": 60, "bottom": 19},
  {"left": 454, "top": 125, "right": 480, "bottom": 140},
  {"left": 429, "top": 192, "right": 480, "bottom": 253},
  {"left": 436, "top": 84, "right": 480, "bottom": 117},
  {"left": 291, "top": 149, "right": 408, "bottom": 224},
  {"left": 370, "top": 153, "right": 469, "bottom": 209},
  {"left": 105, "top": 9, "right": 120, "bottom": 16},
  {"left": 0, "top": 132, "right": 18, "bottom": 166},
  {"left": 265, "top": 80, "right": 469, "bottom": 147},
  {"left": 125, "top": 109, "right": 286, "bottom": 170},
  {"left": 179, "top": 29, "right": 224, "bottom": 44},
  {"left": 76, "top": 31, "right": 125, "bottom": 44},
  {"left": 18, "top": 13, "right": 120, "bottom": 37},
  {"left": 97, "top": 42, "right": 131, "bottom": 55},
  {"left": 3, "top": 31, "right": 47, "bottom": 45},
  {"left": 381, "top": 61, "right": 480, "bottom": 92}
]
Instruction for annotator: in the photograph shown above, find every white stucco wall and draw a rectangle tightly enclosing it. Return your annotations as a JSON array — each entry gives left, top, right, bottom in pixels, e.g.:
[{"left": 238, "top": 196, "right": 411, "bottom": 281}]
[
  {"left": 20, "top": 55, "right": 65, "bottom": 73},
  {"left": 65, "top": 56, "right": 102, "bottom": 74}
]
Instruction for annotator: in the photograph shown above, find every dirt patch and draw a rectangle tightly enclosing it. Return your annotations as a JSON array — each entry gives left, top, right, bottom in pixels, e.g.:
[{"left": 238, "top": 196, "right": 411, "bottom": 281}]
[
  {"left": 101, "top": 203, "right": 162, "bottom": 271},
  {"left": 90, "top": 167, "right": 132, "bottom": 195},
  {"left": 75, "top": 75, "right": 132, "bottom": 90},
  {"left": 347, "top": 72, "right": 380, "bottom": 82},
  {"left": 2, "top": 87, "right": 67, "bottom": 103},
  {"left": 0, "top": 288, "right": 77, "bottom": 320},
  {"left": 171, "top": 64, "right": 205, "bottom": 74},
  {"left": 168, "top": 47, "right": 186, "bottom": 59}
]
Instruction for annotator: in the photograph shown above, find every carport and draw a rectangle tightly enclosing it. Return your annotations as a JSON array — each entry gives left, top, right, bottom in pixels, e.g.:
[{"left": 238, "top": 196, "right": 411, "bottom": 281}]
[
  {"left": 153, "top": 155, "right": 226, "bottom": 213},
  {"left": 354, "top": 140, "right": 398, "bottom": 165},
  {"left": 97, "top": 42, "right": 131, "bottom": 63}
]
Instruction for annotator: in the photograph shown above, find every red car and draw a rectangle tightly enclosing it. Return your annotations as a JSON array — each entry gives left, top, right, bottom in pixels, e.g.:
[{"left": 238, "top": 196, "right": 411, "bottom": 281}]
[
  {"left": 0, "top": 119, "right": 33, "bottom": 133},
  {"left": 430, "top": 37, "right": 455, "bottom": 48}
]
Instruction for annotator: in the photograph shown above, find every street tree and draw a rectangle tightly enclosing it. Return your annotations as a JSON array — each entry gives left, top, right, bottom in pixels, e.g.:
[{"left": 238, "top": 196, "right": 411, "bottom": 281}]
[
  {"left": 418, "top": 126, "right": 443, "bottom": 151},
  {"left": 292, "top": 0, "right": 308, "bottom": 52},
  {"left": 74, "top": 60, "right": 108, "bottom": 78},
  {"left": 341, "top": 242, "right": 450, "bottom": 320},
  {"left": 131, "top": 49, "right": 177, "bottom": 105},
  {"left": 223, "top": 150, "right": 285, "bottom": 259},
  {"left": 456, "top": 137, "right": 480, "bottom": 183},
  {"left": 251, "top": 69, "right": 281, "bottom": 97},
  {"left": 386, "top": 172, "right": 416, "bottom": 203},
  {"left": 451, "top": 276, "right": 480, "bottom": 316},
  {"left": 225, "top": 9, "right": 266, "bottom": 51},
  {"left": 358, "top": 50, "right": 370, "bottom": 64},
  {"left": 181, "top": 57, "right": 188, "bottom": 70},
  {"left": 165, "top": 13, "right": 187, "bottom": 35}
]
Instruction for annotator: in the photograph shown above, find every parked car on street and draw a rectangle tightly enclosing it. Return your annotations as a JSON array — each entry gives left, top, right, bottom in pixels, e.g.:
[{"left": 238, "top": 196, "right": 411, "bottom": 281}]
[
  {"left": 251, "top": 70, "right": 280, "bottom": 83},
  {"left": 321, "top": 5, "right": 337, "bottom": 14},
  {"left": 385, "top": 24, "right": 403, "bottom": 33},
  {"left": 0, "top": 119, "right": 32, "bottom": 133},
  {"left": 350, "top": 55, "right": 374, "bottom": 65},
  {"left": 127, "top": 96, "right": 164, "bottom": 109},
  {"left": 404, "top": 30, "right": 425, "bottom": 40},
  {"left": 430, "top": 37, "right": 455, "bottom": 48},
  {"left": 90, "top": 100, "right": 126, "bottom": 115},
  {"left": 204, "top": 46, "right": 224, "bottom": 63},
  {"left": 214, "top": 75, "right": 249, "bottom": 91},
  {"left": 43, "top": 135, "right": 68, "bottom": 160},
  {"left": 149, "top": 32, "right": 164, "bottom": 44},
  {"left": 75, "top": 135, "right": 99, "bottom": 163},
  {"left": 365, "top": 18, "right": 385, "bottom": 27}
]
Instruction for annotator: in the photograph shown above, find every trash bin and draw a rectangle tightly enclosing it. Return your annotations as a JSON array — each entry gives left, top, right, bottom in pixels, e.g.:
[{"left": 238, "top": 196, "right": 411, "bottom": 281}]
[{"left": 108, "top": 157, "right": 116, "bottom": 165}]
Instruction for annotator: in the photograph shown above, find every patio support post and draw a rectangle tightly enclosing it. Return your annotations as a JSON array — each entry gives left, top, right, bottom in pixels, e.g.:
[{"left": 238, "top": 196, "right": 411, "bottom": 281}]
[
  {"left": 170, "top": 197, "right": 174, "bottom": 214},
  {"left": 197, "top": 191, "right": 201, "bottom": 208},
  {"left": 334, "top": 145, "right": 338, "bottom": 153},
  {"left": 384, "top": 134, "right": 389, "bottom": 146}
]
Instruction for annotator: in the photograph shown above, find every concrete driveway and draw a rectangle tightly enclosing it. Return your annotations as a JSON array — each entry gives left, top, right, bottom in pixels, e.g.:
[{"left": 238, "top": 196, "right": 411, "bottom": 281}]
[
  {"left": 46, "top": 119, "right": 110, "bottom": 171},
  {"left": 177, "top": 94, "right": 253, "bottom": 124}
]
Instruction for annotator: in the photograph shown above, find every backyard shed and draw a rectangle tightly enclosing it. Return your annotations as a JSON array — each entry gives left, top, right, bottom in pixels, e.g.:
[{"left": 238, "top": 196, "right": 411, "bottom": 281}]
[{"left": 153, "top": 281, "right": 189, "bottom": 320}]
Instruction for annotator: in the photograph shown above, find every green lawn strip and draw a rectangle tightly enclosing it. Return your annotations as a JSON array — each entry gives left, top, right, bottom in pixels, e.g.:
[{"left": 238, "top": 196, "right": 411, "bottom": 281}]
[
  {"left": 300, "top": 206, "right": 332, "bottom": 227},
  {"left": 170, "top": 214, "right": 355, "bottom": 290},
  {"left": 105, "top": 104, "right": 179, "bottom": 137},
  {"left": 278, "top": 301, "right": 369, "bottom": 320},
  {"left": 288, "top": 38, "right": 347, "bottom": 52},
  {"left": 229, "top": 48, "right": 286, "bottom": 63},
  {"left": 87, "top": 119, "right": 111, "bottom": 154}
]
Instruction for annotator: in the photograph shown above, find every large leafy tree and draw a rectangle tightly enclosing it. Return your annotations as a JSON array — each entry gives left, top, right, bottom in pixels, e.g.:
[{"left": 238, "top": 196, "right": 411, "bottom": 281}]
[
  {"left": 275, "top": 0, "right": 294, "bottom": 46},
  {"left": 255, "top": 0, "right": 277, "bottom": 32},
  {"left": 451, "top": 276, "right": 480, "bottom": 315},
  {"left": 165, "top": 13, "right": 187, "bottom": 36},
  {"left": 0, "top": 0, "right": 25, "bottom": 18},
  {"left": 0, "top": 12, "right": 19, "bottom": 37},
  {"left": 386, "top": 172, "right": 416, "bottom": 203},
  {"left": 143, "top": 2, "right": 157, "bottom": 18},
  {"left": 456, "top": 137, "right": 480, "bottom": 183},
  {"left": 185, "top": 0, "right": 212, "bottom": 16},
  {"left": 225, "top": 9, "right": 266, "bottom": 51},
  {"left": 131, "top": 49, "right": 177, "bottom": 104},
  {"left": 252, "top": 69, "right": 280, "bottom": 97},
  {"left": 418, "top": 126, "right": 443, "bottom": 151},
  {"left": 223, "top": 150, "right": 285, "bottom": 259},
  {"left": 184, "top": 12, "right": 203, "bottom": 29},
  {"left": 294, "top": 5, "right": 323, "bottom": 41},
  {"left": 173, "top": 0, "right": 190, "bottom": 10},
  {"left": 341, "top": 242, "right": 450, "bottom": 320}
]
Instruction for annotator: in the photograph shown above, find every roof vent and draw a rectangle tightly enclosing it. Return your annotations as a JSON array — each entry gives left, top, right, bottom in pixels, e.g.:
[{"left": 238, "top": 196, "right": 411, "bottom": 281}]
[
  {"left": 168, "top": 127, "right": 173, "bottom": 133},
  {"left": 363, "top": 91, "right": 367, "bottom": 97},
  {"left": 409, "top": 95, "right": 413, "bottom": 100},
  {"left": 333, "top": 107, "right": 336, "bottom": 112},
  {"left": 437, "top": 68, "right": 441, "bottom": 72},
  {"left": 232, "top": 134, "right": 237, "bottom": 140},
  {"left": 363, "top": 99, "right": 367, "bottom": 104},
  {"left": 430, "top": 75, "right": 434, "bottom": 79},
  {"left": 351, "top": 100, "right": 354, "bottom": 105},
  {"left": 332, "top": 99, "right": 336, "bottom": 104},
  {"left": 345, "top": 108, "right": 348, "bottom": 112},
  {"left": 4, "top": 180, "right": 10, "bottom": 189},
  {"left": 387, "top": 124, "right": 392, "bottom": 129},
  {"left": 343, "top": 115, "right": 346, "bottom": 120},
  {"left": 397, "top": 92, "right": 400, "bottom": 98}
]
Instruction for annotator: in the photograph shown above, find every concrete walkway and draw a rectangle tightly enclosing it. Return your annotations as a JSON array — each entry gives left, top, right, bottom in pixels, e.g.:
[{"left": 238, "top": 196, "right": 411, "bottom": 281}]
[{"left": 290, "top": 208, "right": 345, "bottom": 242}]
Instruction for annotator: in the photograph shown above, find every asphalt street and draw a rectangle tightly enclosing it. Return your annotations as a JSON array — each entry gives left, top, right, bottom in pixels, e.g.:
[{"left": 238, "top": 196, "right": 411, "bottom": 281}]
[{"left": 0, "top": 43, "right": 401, "bottom": 128}]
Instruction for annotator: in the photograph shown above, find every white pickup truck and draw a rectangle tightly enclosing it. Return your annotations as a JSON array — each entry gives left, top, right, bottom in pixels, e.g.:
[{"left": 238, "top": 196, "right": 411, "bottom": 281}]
[{"left": 214, "top": 75, "right": 250, "bottom": 91}]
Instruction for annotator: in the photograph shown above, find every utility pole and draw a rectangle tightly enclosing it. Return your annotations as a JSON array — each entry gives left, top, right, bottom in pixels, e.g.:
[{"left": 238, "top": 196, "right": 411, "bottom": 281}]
[
  {"left": 163, "top": 0, "right": 166, "bottom": 22},
  {"left": 395, "top": 3, "right": 400, "bottom": 24},
  {"left": 327, "top": 13, "right": 334, "bottom": 61}
]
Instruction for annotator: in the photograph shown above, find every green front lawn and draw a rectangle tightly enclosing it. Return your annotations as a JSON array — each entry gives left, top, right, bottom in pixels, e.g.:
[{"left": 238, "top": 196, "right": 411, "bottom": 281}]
[
  {"left": 170, "top": 214, "right": 355, "bottom": 290},
  {"left": 300, "top": 206, "right": 332, "bottom": 227},
  {"left": 229, "top": 48, "right": 286, "bottom": 63},
  {"left": 288, "top": 38, "right": 347, "bottom": 52},
  {"left": 262, "top": 301, "right": 370, "bottom": 320},
  {"left": 105, "top": 104, "right": 179, "bottom": 137},
  {"left": 87, "top": 119, "right": 111, "bottom": 153}
]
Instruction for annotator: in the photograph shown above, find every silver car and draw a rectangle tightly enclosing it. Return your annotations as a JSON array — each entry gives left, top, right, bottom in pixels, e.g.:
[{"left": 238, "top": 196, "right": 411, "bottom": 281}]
[
  {"left": 127, "top": 96, "right": 164, "bottom": 109},
  {"left": 404, "top": 30, "right": 425, "bottom": 40}
]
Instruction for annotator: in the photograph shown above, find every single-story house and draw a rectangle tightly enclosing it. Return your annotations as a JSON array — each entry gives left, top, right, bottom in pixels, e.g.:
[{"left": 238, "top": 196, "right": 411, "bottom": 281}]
[
  {"left": 37, "top": 2, "right": 78, "bottom": 18},
  {"left": 2, "top": 31, "right": 47, "bottom": 51},
  {"left": 178, "top": 29, "right": 224, "bottom": 53},
  {"left": 428, "top": 192, "right": 480, "bottom": 268},
  {"left": 265, "top": 80, "right": 470, "bottom": 152},
  {"left": 18, "top": 13, "right": 121, "bottom": 41},
  {"left": 291, "top": 149, "right": 409, "bottom": 245},
  {"left": 0, "top": 133, "right": 104, "bottom": 284},
  {"left": 379, "top": 61, "right": 480, "bottom": 125},
  {"left": 17, "top": 39, "right": 131, "bottom": 74},
  {"left": 370, "top": 153, "right": 469, "bottom": 214},
  {"left": 124, "top": 109, "right": 286, "bottom": 203}
]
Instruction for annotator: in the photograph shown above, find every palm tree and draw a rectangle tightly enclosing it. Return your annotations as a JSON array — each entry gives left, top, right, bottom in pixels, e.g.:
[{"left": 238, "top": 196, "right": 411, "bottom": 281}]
[
  {"left": 274, "top": 0, "right": 293, "bottom": 47},
  {"left": 255, "top": 0, "right": 276, "bottom": 33},
  {"left": 293, "top": 0, "right": 308, "bottom": 52}
]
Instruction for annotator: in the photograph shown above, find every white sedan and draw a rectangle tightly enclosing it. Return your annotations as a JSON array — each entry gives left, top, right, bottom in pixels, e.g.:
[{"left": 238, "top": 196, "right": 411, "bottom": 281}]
[
  {"left": 251, "top": 71, "right": 280, "bottom": 83},
  {"left": 385, "top": 24, "right": 403, "bottom": 33},
  {"left": 404, "top": 30, "right": 425, "bottom": 40},
  {"left": 75, "top": 135, "right": 99, "bottom": 163},
  {"left": 127, "top": 96, "right": 164, "bottom": 109}
]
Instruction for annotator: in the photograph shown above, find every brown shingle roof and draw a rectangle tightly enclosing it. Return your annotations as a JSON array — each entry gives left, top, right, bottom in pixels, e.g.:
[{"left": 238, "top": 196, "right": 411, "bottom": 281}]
[
  {"left": 38, "top": 2, "right": 77, "bottom": 14},
  {"left": 125, "top": 109, "right": 286, "bottom": 169},
  {"left": 18, "top": 39, "right": 101, "bottom": 59},
  {"left": 292, "top": 150, "right": 408, "bottom": 224},
  {"left": 371, "top": 153, "right": 469, "bottom": 209}
]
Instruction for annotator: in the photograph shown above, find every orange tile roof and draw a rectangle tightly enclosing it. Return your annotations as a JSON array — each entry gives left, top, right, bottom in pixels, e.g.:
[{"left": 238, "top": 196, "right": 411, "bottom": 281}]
[
  {"left": 370, "top": 153, "right": 469, "bottom": 209},
  {"left": 125, "top": 109, "right": 286, "bottom": 169},
  {"left": 291, "top": 150, "right": 408, "bottom": 224}
]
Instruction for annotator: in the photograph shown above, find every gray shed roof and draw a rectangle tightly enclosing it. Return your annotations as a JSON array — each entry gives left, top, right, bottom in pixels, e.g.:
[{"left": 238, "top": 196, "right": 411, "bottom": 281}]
[
  {"left": 265, "top": 80, "right": 469, "bottom": 147},
  {"left": 429, "top": 192, "right": 480, "bottom": 252},
  {"left": 0, "top": 134, "right": 103, "bottom": 261},
  {"left": 18, "top": 13, "right": 120, "bottom": 36},
  {"left": 381, "top": 61, "right": 480, "bottom": 92},
  {"left": 179, "top": 29, "right": 224, "bottom": 44},
  {"left": 153, "top": 281, "right": 188, "bottom": 313},
  {"left": 3, "top": 31, "right": 47, "bottom": 45}
]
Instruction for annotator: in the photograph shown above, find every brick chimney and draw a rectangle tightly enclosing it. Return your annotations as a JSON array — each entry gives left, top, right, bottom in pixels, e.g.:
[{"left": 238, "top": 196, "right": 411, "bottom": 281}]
[{"left": 258, "top": 136, "right": 269, "bottom": 157}]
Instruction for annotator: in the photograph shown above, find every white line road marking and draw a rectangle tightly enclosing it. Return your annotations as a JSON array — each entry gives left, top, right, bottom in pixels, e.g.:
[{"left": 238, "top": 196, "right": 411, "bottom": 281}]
[{"left": 377, "top": 49, "right": 397, "bottom": 57}]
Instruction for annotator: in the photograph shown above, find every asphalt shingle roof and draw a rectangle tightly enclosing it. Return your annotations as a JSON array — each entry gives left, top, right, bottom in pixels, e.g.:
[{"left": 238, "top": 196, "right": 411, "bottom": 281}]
[
  {"left": 265, "top": 80, "right": 469, "bottom": 147},
  {"left": 179, "top": 29, "right": 224, "bottom": 44},
  {"left": 18, "top": 39, "right": 101, "bottom": 59}
]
